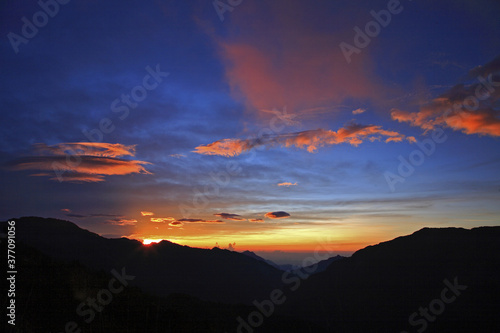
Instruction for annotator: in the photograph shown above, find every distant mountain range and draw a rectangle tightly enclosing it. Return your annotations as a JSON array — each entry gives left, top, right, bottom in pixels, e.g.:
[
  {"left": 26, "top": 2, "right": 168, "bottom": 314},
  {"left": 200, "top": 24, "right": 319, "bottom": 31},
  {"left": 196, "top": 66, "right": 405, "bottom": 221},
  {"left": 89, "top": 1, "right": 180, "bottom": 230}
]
[
  {"left": 2, "top": 217, "right": 500, "bottom": 332},
  {"left": 280, "top": 226, "right": 500, "bottom": 332},
  {"left": 241, "top": 250, "right": 345, "bottom": 273}
]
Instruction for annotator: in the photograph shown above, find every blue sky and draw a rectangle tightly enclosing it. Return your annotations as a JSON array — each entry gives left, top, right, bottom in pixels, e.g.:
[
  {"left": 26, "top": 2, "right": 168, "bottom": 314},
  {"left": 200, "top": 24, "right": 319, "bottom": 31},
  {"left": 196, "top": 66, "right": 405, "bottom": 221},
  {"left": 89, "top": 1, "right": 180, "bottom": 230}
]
[{"left": 1, "top": 0, "right": 499, "bottom": 257}]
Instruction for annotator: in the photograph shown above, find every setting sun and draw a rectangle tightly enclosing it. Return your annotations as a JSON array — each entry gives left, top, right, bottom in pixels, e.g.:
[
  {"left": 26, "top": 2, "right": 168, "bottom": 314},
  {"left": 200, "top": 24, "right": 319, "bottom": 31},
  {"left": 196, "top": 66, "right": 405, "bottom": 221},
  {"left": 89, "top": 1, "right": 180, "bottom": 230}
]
[{"left": 142, "top": 239, "right": 163, "bottom": 245}]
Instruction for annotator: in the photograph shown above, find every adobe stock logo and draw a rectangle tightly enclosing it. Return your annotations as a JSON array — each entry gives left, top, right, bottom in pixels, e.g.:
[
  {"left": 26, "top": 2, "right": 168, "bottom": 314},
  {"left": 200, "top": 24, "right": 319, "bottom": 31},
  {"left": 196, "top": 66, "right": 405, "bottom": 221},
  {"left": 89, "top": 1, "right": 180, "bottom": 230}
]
[
  {"left": 339, "top": 0, "right": 405, "bottom": 64},
  {"left": 400, "top": 277, "right": 467, "bottom": 333},
  {"left": 7, "top": 0, "right": 71, "bottom": 54}
]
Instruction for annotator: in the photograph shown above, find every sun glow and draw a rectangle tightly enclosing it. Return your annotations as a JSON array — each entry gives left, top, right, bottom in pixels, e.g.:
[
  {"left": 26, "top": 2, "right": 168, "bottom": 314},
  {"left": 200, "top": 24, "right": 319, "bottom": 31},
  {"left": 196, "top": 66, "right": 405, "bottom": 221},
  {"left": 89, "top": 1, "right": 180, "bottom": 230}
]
[{"left": 142, "top": 238, "right": 163, "bottom": 245}]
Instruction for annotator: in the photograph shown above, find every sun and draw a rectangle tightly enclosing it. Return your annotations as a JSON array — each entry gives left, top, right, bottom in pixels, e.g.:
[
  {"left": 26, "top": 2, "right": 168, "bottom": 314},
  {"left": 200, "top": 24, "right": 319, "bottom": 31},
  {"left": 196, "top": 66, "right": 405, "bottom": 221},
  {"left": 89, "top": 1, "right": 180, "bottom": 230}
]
[{"left": 142, "top": 238, "right": 163, "bottom": 245}]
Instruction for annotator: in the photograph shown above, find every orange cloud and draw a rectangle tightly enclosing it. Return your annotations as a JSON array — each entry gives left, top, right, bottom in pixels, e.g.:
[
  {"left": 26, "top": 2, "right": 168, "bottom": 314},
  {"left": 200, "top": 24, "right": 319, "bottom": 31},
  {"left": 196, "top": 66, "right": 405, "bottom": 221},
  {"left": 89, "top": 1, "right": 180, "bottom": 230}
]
[
  {"left": 265, "top": 211, "right": 291, "bottom": 219},
  {"left": 249, "top": 218, "right": 264, "bottom": 223},
  {"left": 352, "top": 108, "right": 366, "bottom": 115},
  {"left": 194, "top": 123, "right": 411, "bottom": 156},
  {"left": 391, "top": 56, "right": 500, "bottom": 137},
  {"left": 277, "top": 182, "right": 297, "bottom": 187},
  {"left": 33, "top": 142, "right": 136, "bottom": 158},
  {"left": 141, "top": 211, "right": 154, "bottom": 216},
  {"left": 8, "top": 142, "right": 151, "bottom": 182},
  {"left": 151, "top": 217, "right": 175, "bottom": 223}
]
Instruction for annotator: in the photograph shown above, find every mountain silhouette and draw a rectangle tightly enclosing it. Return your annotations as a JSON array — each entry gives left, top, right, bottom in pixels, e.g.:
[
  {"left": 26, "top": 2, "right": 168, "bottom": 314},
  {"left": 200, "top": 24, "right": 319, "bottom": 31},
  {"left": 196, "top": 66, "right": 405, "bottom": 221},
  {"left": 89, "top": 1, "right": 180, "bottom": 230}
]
[
  {"left": 5, "top": 216, "right": 284, "bottom": 304},
  {"left": 279, "top": 226, "right": 500, "bottom": 332},
  {"left": 3, "top": 217, "right": 500, "bottom": 332}
]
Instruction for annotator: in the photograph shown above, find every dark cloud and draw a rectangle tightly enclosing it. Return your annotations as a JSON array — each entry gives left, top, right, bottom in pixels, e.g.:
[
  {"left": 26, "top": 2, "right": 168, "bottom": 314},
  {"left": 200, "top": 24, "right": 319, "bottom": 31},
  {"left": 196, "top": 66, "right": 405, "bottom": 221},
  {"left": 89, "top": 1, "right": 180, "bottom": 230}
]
[
  {"left": 214, "top": 213, "right": 246, "bottom": 221},
  {"left": 264, "top": 211, "right": 291, "bottom": 219},
  {"left": 467, "top": 55, "right": 500, "bottom": 79},
  {"left": 177, "top": 218, "right": 225, "bottom": 224},
  {"left": 169, "top": 221, "right": 183, "bottom": 227},
  {"left": 106, "top": 218, "right": 137, "bottom": 226},
  {"left": 66, "top": 213, "right": 86, "bottom": 218}
]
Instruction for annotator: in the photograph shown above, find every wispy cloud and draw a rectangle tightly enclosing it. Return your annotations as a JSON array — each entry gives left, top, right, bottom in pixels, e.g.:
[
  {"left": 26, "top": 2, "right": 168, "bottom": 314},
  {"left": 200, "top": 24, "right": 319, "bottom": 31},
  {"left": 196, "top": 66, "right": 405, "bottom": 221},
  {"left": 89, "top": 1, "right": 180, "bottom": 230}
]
[
  {"left": 249, "top": 218, "right": 264, "bottom": 223},
  {"left": 169, "top": 154, "right": 186, "bottom": 159},
  {"left": 277, "top": 182, "right": 297, "bottom": 187},
  {"left": 151, "top": 217, "right": 175, "bottom": 223},
  {"left": 141, "top": 211, "right": 154, "bottom": 216},
  {"left": 7, "top": 142, "right": 151, "bottom": 182},
  {"left": 352, "top": 108, "right": 366, "bottom": 115},
  {"left": 214, "top": 213, "right": 246, "bottom": 221},
  {"left": 194, "top": 123, "right": 414, "bottom": 156},
  {"left": 107, "top": 218, "right": 138, "bottom": 226}
]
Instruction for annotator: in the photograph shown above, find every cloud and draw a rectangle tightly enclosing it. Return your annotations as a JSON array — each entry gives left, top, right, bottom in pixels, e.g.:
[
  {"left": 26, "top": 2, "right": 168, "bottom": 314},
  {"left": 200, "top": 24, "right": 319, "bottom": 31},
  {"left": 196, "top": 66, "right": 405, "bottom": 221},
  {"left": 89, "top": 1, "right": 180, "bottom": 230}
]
[
  {"left": 391, "top": 56, "right": 500, "bottom": 137},
  {"left": 214, "top": 213, "right": 246, "bottom": 221},
  {"left": 33, "top": 142, "right": 136, "bottom": 158},
  {"left": 277, "top": 182, "right": 297, "bottom": 187},
  {"left": 7, "top": 142, "right": 151, "bottom": 183},
  {"left": 249, "top": 218, "right": 264, "bottom": 223},
  {"left": 467, "top": 55, "right": 500, "bottom": 79},
  {"left": 107, "top": 218, "right": 137, "bottom": 226},
  {"left": 141, "top": 211, "right": 154, "bottom": 216},
  {"left": 169, "top": 154, "right": 186, "bottom": 159},
  {"left": 169, "top": 221, "right": 183, "bottom": 227},
  {"left": 150, "top": 217, "right": 175, "bottom": 223},
  {"left": 177, "top": 218, "right": 225, "bottom": 224},
  {"left": 265, "top": 211, "right": 291, "bottom": 219},
  {"left": 61, "top": 208, "right": 71, "bottom": 213},
  {"left": 194, "top": 123, "right": 412, "bottom": 156},
  {"left": 352, "top": 108, "right": 366, "bottom": 115},
  {"left": 214, "top": 1, "right": 387, "bottom": 120},
  {"left": 66, "top": 213, "right": 86, "bottom": 218}
]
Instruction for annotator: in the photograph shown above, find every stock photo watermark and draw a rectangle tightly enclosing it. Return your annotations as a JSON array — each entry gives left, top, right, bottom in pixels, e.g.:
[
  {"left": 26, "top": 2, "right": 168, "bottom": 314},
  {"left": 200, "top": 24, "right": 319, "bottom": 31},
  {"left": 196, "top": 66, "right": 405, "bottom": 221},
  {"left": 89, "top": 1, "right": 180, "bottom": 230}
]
[
  {"left": 339, "top": 0, "right": 406, "bottom": 64},
  {"left": 51, "top": 64, "right": 169, "bottom": 182},
  {"left": 178, "top": 106, "right": 297, "bottom": 219},
  {"left": 6, "top": 220, "right": 17, "bottom": 326},
  {"left": 234, "top": 237, "right": 336, "bottom": 333},
  {"left": 7, "top": 0, "right": 71, "bottom": 54},
  {"left": 384, "top": 128, "right": 447, "bottom": 192},
  {"left": 385, "top": 73, "right": 500, "bottom": 192},
  {"left": 54, "top": 267, "right": 135, "bottom": 333},
  {"left": 400, "top": 277, "right": 467, "bottom": 333},
  {"left": 213, "top": 0, "right": 244, "bottom": 22}
]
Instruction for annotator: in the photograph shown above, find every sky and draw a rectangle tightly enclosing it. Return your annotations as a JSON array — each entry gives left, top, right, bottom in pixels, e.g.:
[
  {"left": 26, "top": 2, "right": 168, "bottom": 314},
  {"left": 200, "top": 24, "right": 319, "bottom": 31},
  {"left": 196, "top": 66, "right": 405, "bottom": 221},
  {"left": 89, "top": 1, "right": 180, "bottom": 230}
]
[{"left": 1, "top": 0, "right": 499, "bottom": 262}]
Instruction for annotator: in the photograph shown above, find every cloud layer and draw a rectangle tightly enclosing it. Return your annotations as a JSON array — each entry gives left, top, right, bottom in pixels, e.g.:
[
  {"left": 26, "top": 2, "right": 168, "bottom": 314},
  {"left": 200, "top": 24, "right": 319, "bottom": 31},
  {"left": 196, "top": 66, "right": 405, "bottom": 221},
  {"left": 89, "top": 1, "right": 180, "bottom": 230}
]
[
  {"left": 392, "top": 57, "right": 500, "bottom": 137},
  {"left": 194, "top": 123, "right": 414, "bottom": 156},
  {"left": 214, "top": 213, "right": 246, "bottom": 221},
  {"left": 8, "top": 142, "right": 151, "bottom": 182}
]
